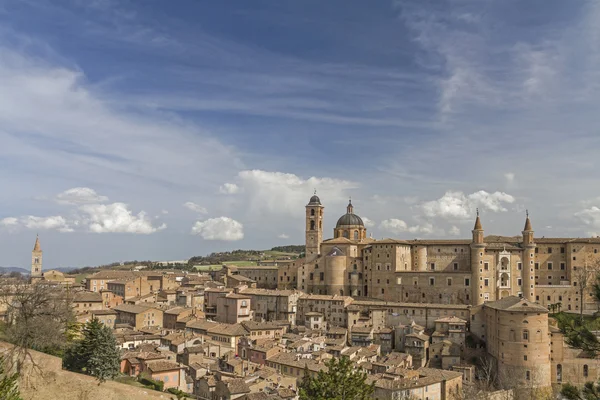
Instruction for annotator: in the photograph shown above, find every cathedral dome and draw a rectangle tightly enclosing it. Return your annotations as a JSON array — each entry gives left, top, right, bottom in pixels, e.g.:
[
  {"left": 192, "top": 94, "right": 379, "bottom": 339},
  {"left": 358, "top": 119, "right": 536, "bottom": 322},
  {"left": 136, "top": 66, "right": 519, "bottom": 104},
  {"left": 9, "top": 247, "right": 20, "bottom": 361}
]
[
  {"left": 335, "top": 199, "right": 364, "bottom": 227},
  {"left": 336, "top": 213, "right": 364, "bottom": 228}
]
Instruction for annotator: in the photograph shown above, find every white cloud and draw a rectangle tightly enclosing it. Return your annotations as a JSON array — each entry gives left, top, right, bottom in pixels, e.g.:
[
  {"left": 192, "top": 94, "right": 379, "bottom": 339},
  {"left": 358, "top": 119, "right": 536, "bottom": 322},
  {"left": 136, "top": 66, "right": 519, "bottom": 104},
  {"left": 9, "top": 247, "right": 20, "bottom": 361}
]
[
  {"left": 277, "top": 233, "right": 290, "bottom": 239},
  {"left": 574, "top": 206, "right": 600, "bottom": 235},
  {"left": 22, "top": 215, "right": 73, "bottom": 232},
  {"left": 449, "top": 226, "right": 461, "bottom": 236},
  {"left": 504, "top": 172, "right": 515, "bottom": 183},
  {"left": 421, "top": 190, "right": 515, "bottom": 220},
  {"left": 219, "top": 183, "right": 240, "bottom": 194},
  {"left": 183, "top": 201, "right": 208, "bottom": 214},
  {"left": 191, "top": 217, "right": 244, "bottom": 241},
  {"left": 0, "top": 217, "right": 18, "bottom": 227},
  {"left": 79, "top": 203, "right": 166, "bottom": 234},
  {"left": 379, "top": 219, "right": 436, "bottom": 235},
  {"left": 362, "top": 217, "right": 375, "bottom": 228},
  {"left": 236, "top": 170, "right": 357, "bottom": 216},
  {"left": 55, "top": 187, "right": 108, "bottom": 205}
]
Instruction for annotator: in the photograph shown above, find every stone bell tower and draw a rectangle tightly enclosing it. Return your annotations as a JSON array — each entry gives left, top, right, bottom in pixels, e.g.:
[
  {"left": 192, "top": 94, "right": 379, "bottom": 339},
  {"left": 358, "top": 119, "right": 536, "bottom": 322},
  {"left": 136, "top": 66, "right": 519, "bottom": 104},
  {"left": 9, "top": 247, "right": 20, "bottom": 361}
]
[
  {"left": 305, "top": 192, "right": 324, "bottom": 262},
  {"left": 31, "top": 235, "right": 43, "bottom": 283}
]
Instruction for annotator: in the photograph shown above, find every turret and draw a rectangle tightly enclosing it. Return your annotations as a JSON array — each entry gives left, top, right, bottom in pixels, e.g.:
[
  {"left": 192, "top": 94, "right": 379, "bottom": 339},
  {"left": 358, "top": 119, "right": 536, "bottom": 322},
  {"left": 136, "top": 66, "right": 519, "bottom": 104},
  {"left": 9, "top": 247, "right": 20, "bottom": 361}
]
[
  {"left": 471, "top": 210, "right": 486, "bottom": 305},
  {"left": 522, "top": 211, "right": 536, "bottom": 301}
]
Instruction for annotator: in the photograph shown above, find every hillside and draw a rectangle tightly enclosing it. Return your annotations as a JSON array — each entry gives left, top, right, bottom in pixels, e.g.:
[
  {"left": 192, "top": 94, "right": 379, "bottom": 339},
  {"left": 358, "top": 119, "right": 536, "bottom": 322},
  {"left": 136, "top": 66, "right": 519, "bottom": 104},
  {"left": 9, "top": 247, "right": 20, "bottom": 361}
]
[
  {"left": 187, "top": 245, "right": 304, "bottom": 266},
  {"left": 0, "top": 343, "right": 168, "bottom": 400}
]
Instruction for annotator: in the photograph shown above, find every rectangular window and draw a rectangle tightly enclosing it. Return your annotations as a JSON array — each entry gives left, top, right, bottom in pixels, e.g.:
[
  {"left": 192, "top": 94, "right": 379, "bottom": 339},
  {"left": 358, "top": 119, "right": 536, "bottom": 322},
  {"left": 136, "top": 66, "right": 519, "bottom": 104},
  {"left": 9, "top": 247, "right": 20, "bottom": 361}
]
[
  {"left": 429, "top": 278, "right": 435, "bottom": 286},
  {"left": 518, "top": 262, "right": 522, "bottom": 270},
  {"left": 319, "top": 272, "right": 324, "bottom": 281},
  {"left": 484, "top": 279, "right": 489, "bottom": 287},
  {"left": 535, "top": 263, "right": 539, "bottom": 270},
  {"left": 453, "top": 263, "right": 459, "bottom": 271},
  {"left": 561, "top": 262, "right": 566, "bottom": 270},
  {"left": 548, "top": 262, "right": 553, "bottom": 270},
  {"left": 548, "top": 247, "right": 552, "bottom": 253},
  {"left": 517, "top": 278, "right": 522, "bottom": 286},
  {"left": 484, "top": 262, "right": 489, "bottom": 271},
  {"left": 430, "top": 263, "right": 435, "bottom": 271},
  {"left": 447, "top": 278, "right": 452, "bottom": 286},
  {"left": 465, "top": 278, "right": 470, "bottom": 286},
  {"left": 561, "top": 247, "right": 565, "bottom": 254}
]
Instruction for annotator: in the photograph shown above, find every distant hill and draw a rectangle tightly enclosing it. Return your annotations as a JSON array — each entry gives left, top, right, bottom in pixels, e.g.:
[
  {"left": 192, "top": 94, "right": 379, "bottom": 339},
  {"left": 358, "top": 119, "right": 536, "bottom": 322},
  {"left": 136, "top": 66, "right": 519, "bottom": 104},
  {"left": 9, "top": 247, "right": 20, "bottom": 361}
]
[
  {"left": 187, "top": 245, "right": 305, "bottom": 267},
  {"left": 0, "top": 266, "right": 29, "bottom": 275}
]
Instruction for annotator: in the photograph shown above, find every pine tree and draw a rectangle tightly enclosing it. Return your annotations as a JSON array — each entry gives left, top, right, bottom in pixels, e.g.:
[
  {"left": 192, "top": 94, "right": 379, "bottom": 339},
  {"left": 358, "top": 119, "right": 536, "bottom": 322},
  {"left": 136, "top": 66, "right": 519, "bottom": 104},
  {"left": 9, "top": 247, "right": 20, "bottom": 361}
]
[
  {"left": 63, "top": 318, "right": 121, "bottom": 383},
  {"left": 298, "top": 356, "right": 374, "bottom": 400},
  {"left": 0, "top": 357, "right": 22, "bottom": 400}
]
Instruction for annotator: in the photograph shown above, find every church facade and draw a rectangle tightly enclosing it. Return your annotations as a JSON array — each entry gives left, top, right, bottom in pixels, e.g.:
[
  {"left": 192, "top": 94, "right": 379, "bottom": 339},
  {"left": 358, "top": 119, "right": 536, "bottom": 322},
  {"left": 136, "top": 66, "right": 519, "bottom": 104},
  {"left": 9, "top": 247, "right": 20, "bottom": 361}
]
[{"left": 300, "top": 194, "right": 600, "bottom": 314}]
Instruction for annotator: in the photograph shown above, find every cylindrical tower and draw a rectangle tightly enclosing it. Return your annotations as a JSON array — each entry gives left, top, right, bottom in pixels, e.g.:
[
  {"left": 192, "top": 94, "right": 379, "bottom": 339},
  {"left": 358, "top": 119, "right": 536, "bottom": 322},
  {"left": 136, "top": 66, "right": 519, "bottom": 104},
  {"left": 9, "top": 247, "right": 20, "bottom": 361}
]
[
  {"left": 325, "top": 247, "right": 347, "bottom": 296},
  {"left": 415, "top": 246, "right": 428, "bottom": 271},
  {"left": 522, "top": 212, "right": 536, "bottom": 302},
  {"left": 471, "top": 212, "right": 486, "bottom": 305},
  {"left": 489, "top": 299, "right": 551, "bottom": 388}
]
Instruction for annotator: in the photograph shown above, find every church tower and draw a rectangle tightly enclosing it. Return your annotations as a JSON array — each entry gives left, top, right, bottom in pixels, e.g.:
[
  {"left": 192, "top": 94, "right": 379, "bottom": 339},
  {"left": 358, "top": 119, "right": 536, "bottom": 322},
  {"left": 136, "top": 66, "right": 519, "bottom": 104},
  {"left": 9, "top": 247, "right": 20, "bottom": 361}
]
[
  {"left": 31, "top": 235, "right": 43, "bottom": 282},
  {"left": 305, "top": 192, "right": 324, "bottom": 262},
  {"left": 522, "top": 211, "right": 536, "bottom": 301},
  {"left": 471, "top": 210, "right": 486, "bottom": 305}
]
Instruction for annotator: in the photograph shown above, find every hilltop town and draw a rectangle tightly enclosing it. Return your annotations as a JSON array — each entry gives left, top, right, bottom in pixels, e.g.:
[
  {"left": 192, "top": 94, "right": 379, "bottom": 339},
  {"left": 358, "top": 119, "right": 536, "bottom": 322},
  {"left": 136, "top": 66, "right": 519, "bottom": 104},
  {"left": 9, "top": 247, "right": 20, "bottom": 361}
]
[{"left": 1, "top": 194, "right": 599, "bottom": 400}]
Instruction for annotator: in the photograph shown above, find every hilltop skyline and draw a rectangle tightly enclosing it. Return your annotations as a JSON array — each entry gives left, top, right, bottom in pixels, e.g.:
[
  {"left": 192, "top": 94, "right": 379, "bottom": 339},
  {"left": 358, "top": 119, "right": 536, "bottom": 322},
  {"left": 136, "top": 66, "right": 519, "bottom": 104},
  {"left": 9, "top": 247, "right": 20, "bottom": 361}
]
[{"left": 2, "top": 0, "right": 600, "bottom": 268}]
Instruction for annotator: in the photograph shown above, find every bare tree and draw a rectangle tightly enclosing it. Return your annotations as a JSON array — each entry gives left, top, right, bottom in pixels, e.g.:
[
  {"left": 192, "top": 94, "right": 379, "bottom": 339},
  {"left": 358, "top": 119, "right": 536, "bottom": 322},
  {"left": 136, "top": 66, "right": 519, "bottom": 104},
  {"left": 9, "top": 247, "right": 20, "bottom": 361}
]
[
  {"left": 574, "top": 254, "right": 600, "bottom": 322},
  {"left": 0, "top": 280, "right": 74, "bottom": 373}
]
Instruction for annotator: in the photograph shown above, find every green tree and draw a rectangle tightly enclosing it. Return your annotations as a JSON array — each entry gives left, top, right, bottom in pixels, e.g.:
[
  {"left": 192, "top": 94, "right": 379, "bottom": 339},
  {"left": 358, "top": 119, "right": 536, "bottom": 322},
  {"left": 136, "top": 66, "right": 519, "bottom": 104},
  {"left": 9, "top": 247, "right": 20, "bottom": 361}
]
[
  {"left": 561, "top": 380, "right": 600, "bottom": 400},
  {"left": 0, "top": 356, "right": 22, "bottom": 400},
  {"left": 298, "top": 356, "right": 374, "bottom": 400},
  {"left": 63, "top": 318, "right": 120, "bottom": 383}
]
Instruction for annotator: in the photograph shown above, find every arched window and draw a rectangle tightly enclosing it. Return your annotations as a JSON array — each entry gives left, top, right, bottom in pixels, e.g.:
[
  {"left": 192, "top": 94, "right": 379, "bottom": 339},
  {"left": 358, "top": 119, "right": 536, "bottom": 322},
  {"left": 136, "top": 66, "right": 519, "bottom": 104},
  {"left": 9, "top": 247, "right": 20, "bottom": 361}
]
[
  {"left": 310, "top": 220, "right": 315, "bottom": 230},
  {"left": 509, "top": 330, "right": 516, "bottom": 341},
  {"left": 343, "top": 230, "right": 349, "bottom": 239},
  {"left": 354, "top": 230, "right": 359, "bottom": 240},
  {"left": 523, "top": 330, "right": 529, "bottom": 341},
  {"left": 584, "top": 365, "right": 589, "bottom": 377},
  {"left": 340, "top": 289, "right": 344, "bottom": 296},
  {"left": 556, "top": 364, "right": 562, "bottom": 382},
  {"left": 311, "top": 209, "right": 315, "bottom": 216}
]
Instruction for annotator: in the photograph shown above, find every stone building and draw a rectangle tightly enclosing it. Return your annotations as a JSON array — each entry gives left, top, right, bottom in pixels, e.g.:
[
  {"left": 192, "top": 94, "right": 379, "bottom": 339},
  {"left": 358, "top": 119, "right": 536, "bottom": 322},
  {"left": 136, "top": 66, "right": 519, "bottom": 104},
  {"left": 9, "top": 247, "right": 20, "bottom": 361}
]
[{"left": 297, "top": 194, "right": 600, "bottom": 315}]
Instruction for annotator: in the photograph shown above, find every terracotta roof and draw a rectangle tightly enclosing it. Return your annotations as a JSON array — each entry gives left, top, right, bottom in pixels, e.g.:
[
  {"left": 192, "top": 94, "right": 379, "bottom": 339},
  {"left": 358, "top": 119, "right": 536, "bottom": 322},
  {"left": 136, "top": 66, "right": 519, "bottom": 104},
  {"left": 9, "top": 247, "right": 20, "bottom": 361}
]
[
  {"left": 483, "top": 296, "right": 548, "bottom": 312},
  {"left": 207, "top": 323, "right": 248, "bottom": 337},
  {"left": 164, "top": 306, "right": 192, "bottom": 315},
  {"left": 73, "top": 291, "right": 102, "bottom": 302},
  {"left": 241, "top": 321, "right": 282, "bottom": 331},
  {"left": 222, "top": 378, "right": 250, "bottom": 395},
  {"left": 239, "top": 288, "right": 299, "bottom": 296},
  {"left": 146, "top": 360, "right": 182, "bottom": 373},
  {"left": 113, "top": 304, "right": 157, "bottom": 314},
  {"left": 91, "top": 309, "right": 117, "bottom": 316},
  {"left": 435, "top": 316, "right": 467, "bottom": 324},
  {"left": 225, "top": 293, "right": 251, "bottom": 299}
]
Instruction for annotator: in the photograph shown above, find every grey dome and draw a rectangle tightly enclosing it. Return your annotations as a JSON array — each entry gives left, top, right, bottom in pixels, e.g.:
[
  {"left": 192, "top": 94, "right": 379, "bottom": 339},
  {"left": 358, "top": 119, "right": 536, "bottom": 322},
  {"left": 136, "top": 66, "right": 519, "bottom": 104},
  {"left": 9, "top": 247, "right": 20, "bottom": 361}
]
[
  {"left": 327, "top": 246, "right": 344, "bottom": 256},
  {"left": 336, "top": 213, "right": 364, "bottom": 228},
  {"left": 308, "top": 195, "right": 321, "bottom": 205}
]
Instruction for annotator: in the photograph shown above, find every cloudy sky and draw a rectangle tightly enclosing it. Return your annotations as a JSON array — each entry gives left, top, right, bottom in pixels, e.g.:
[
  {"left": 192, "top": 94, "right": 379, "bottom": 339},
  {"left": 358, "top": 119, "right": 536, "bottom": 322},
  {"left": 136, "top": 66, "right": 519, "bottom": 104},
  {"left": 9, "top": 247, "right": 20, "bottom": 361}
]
[{"left": 1, "top": 0, "right": 600, "bottom": 269}]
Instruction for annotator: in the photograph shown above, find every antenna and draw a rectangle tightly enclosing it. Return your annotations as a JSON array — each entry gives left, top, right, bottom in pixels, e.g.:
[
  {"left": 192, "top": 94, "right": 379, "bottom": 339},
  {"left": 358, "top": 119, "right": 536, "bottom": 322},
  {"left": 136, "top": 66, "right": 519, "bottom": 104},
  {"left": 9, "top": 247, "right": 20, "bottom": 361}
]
[
  {"left": 526, "top": 209, "right": 529, "bottom": 218},
  {"left": 476, "top": 208, "right": 479, "bottom": 217}
]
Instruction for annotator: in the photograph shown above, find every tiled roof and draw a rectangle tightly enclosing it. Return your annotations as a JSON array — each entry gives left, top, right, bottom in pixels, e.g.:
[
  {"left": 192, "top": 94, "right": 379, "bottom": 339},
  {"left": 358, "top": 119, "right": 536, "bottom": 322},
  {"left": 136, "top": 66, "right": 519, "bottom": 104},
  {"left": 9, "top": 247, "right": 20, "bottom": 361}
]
[
  {"left": 146, "top": 360, "right": 182, "bottom": 373},
  {"left": 73, "top": 291, "right": 102, "bottom": 302},
  {"left": 483, "top": 296, "right": 548, "bottom": 313},
  {"left": 113, "top": 304, "right": 157, "bottom": 314}
]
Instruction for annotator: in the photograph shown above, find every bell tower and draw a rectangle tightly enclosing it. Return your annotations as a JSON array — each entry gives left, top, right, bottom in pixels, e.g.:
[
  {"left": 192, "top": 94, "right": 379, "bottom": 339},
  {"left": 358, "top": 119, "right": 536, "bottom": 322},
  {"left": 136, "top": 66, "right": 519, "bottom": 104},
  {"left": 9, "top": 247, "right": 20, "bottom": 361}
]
[
  {"left": 305, "top": 192, "right": 324, "bottom": 262},
  {"left": 31, "top": 235, "right": 43, "bottom": 282}
]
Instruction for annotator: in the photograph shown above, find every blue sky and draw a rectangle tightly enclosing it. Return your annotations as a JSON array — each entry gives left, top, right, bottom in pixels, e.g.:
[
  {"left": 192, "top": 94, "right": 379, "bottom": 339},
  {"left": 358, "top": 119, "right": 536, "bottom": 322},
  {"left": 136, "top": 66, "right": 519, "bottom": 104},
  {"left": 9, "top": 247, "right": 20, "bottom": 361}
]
[{"left": 1, "top": 0, "right": 600, "bottom": 268}]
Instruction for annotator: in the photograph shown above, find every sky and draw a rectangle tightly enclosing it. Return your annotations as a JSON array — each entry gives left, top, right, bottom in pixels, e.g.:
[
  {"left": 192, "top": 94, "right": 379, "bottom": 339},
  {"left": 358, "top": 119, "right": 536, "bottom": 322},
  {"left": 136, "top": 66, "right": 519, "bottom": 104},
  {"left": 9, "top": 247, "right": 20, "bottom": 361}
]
[{"left": 2, "top": 0, "right": 600, "bottom": 269}]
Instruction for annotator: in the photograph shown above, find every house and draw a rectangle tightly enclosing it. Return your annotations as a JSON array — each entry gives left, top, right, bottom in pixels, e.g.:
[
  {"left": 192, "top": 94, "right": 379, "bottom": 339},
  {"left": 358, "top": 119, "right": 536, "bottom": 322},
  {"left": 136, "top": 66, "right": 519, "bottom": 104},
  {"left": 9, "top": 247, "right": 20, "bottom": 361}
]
[
  {"left": 163, "top": 306, "right": 194, "bottom": 330},
  {"left": 73, "top": 291, "right": 103, "bottom": 312},
  {"left": 76, "top": 309, "right": 118, "bottom": 329},
  {"left": 113, "top": 304, "right": 164, "bottom": 329},
  {"left": 145, "top": 360, "right": 187, "bottom": 391}
]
